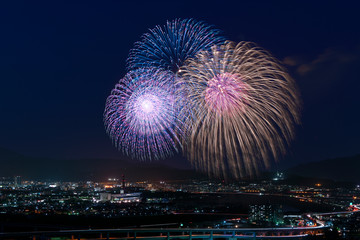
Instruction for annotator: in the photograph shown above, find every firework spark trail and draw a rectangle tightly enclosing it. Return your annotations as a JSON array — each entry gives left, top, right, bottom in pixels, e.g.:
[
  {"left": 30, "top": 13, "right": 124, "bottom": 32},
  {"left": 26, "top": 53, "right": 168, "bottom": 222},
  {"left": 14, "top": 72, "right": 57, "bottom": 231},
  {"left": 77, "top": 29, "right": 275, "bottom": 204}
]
[
  {"left": 127, "top": 18, "right": 225, "bottom": 73},
  {"left": 104, "top": 68, "right": 184, "bottom": 161},
  {"left": 177, "top": 41, "right": 301, "bottom": 179}
]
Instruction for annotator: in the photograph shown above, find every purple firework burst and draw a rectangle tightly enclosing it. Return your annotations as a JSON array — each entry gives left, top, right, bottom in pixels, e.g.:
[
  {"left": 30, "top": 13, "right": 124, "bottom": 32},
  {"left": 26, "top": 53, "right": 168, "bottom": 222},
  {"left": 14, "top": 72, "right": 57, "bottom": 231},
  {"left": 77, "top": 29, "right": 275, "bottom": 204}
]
[{"left": 104, "top": 68, "right": 183, "bottom": 161}]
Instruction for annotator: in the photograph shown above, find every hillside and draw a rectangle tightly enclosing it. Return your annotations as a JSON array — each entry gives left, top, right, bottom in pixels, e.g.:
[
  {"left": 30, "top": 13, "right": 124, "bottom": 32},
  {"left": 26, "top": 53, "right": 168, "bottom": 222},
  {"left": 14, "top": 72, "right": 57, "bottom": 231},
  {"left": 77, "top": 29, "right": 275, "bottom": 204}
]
[
  {"left": 287, "top": 154, "right": 360, "bottom": 182},
  {"left": 0, "top": 147, "right": 204, "bottom": 181}
]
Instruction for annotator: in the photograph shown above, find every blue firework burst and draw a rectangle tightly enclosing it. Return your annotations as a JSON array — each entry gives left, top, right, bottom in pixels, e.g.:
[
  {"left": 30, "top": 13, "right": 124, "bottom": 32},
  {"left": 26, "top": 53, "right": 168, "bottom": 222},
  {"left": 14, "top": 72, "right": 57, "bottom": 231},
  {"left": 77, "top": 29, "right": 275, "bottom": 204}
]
[{"left": 127, "top": 18, "right": 225, "bottom": 73}]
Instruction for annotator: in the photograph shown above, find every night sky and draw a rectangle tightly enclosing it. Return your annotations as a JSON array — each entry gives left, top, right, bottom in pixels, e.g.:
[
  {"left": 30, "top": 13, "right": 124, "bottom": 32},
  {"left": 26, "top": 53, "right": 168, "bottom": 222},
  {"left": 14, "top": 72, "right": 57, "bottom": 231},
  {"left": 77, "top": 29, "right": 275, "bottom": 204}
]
[{"left": 0, "top": 1, "right": 359, "bottom": 170}]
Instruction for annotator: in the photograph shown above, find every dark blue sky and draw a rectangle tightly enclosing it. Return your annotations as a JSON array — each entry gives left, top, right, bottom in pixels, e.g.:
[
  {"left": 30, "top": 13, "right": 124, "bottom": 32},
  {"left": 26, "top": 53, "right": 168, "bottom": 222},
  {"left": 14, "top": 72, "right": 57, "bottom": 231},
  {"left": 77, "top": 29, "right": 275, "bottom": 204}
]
[{"left": 0, "top": 1, "right": 359, "bottom": 169}]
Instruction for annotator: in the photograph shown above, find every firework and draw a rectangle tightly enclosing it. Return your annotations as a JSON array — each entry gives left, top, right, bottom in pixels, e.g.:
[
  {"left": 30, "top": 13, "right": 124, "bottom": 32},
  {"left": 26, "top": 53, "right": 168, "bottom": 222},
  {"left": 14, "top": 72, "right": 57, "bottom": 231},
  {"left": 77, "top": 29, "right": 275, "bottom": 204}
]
[
  {"left": 177, "top": 41, "right": 301, "bottom": 179},
  {"left": 127, "top": 18, "right": 225, "bottom": 73},
  {"left": 104, "top": 68, "right": 183, "bottom": 161}
]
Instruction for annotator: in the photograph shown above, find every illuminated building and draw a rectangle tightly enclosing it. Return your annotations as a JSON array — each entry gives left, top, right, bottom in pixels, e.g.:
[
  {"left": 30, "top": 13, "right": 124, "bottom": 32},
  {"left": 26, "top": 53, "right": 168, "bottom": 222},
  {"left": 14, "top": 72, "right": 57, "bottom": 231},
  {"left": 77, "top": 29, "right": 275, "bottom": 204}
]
[
  {"left": 14, "top": 176, "right": 21, "bottom": 187},
  {"left": 273, "top": 172, "right": 285, "bottom": 181},
  {"left": 99, "top": 192, "right": 141, "bottom": 203},
  {"left": 249, "top": 204, "right": 284, "bottom": 226}
]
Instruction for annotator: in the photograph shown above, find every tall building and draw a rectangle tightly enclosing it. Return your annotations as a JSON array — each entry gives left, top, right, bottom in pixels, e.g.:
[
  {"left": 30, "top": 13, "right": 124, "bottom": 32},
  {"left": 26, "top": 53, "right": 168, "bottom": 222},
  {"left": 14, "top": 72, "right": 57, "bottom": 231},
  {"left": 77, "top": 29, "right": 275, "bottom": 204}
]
[
  {"left": 14, "top": 176, "right": 21, "bottom": 187},
  {"left": 249, "top": 204, "right": 284, "bottom": 226}
]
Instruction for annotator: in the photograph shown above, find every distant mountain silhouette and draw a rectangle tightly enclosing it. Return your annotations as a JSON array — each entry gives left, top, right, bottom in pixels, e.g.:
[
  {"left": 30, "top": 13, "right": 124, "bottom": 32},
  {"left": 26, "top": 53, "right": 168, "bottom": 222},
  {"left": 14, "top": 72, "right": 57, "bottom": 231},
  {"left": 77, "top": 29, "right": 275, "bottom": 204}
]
[
  {"left": 287, "top": 154, "right": 360, "bottom": 182},
  {"left": 2, "top": 147, "right": 358, "bottom": 182},
  {"left": 0, "top": 147, "right": 205, "bottom": 181}
]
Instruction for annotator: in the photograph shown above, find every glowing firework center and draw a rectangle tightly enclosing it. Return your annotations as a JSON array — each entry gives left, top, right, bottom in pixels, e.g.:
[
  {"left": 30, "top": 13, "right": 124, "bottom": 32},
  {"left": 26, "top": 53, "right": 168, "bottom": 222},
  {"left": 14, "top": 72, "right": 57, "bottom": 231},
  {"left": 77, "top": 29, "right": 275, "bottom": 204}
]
[
  {"left": 135, "top": 94, "right": 160, "bottom": 119},
  {"left": 141, "top": 99, "right": 154, "bottom": 113},
  {"left": 205, "top": 73, "right": 248, "bottom": 113},
  {"left": 127, "top": 89, "right": 175, "bottom": 135}
]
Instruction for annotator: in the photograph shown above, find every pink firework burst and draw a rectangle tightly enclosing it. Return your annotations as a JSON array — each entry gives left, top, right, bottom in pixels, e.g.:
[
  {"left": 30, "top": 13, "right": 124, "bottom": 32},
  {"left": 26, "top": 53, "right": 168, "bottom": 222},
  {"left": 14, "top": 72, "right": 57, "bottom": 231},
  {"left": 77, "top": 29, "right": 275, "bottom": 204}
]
[
  {"left": 205, "top": 72, "right": 248, "bottom": 114},
  {"left": 177, "top": 41, "right": 301, "bottom": 179}
]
